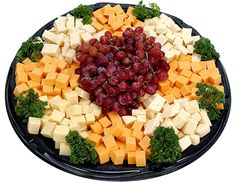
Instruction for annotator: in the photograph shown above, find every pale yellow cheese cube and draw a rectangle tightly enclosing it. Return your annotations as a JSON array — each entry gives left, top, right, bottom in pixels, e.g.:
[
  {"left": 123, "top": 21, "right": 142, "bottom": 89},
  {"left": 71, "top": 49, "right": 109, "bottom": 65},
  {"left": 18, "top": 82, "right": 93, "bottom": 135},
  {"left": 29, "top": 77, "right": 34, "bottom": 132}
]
[
  {"left": 89, "top": 103, "right": 102, "bottom": 119},
  {"left": 49, "top": 109, "right": 65, "bottom": 124},
  {"left": 85, "top": 113, "right": 96, "bottom": 125},
  {"left": 40, "top": 115, "right": 50, "bottom": 130},
  {"left": 39, "top": 95, "right": 50, "bottom": 109},
  {"left": 80, "top": 131, "right": 89, "bottom": 139},
  {"left": 79, "top": 98, "right": 91, "bottom": 105},
  {"left": 59, "top": 143, "right": 71, "bottom": 156},
  {"left": 71, "top": 115, "right": 87, "bottom": 128},
  {"left": 27, "top": 117, "right": 41, "bottom": 134},
  {"left": 64, "top": 91, "right": 79, "bottom": 104},
  {"left": 41, "top": 122, "right": 57, "bottom": 138},
  {"left": 51, "top": 99, "right": 72, "bottom": 113},
  {"left": 55, "top": 141, "right": 60, "bottom": 149},
  {"left": 75, "top": 87, "right": 90, "bottom": 100},
  {"left": 66, "top": 104, "right": 82, "bottom": 118},
  {"left": 53, "top": 125, "right": 70, "bottom": 142},
  {"left": 69, "top": 119, "right": 80, "bottom": 131},
  {"left": 61, "top": 118, "right": 71, "bottom": 126},
  {"left": 82, "top": 105, "right": 90, "bottom": 114}
]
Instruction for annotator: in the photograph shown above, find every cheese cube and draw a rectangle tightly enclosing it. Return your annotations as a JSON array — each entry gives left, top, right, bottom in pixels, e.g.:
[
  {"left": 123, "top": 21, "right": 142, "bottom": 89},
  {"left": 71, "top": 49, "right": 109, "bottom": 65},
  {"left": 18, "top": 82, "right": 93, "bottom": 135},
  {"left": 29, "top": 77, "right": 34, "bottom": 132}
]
[
  {"left": 199, "top": 109, "right": 212, "bottom": 126},
  {"left": 61, "top": 43, "right": 70, "bottom": 57},
  {"left": 71, "top": 115, "right": 87, "bottom": 128},
  {"left": 136, "top": 115, "right": 146, "bottom": 123},
  {"left": 144, "top": 25, "right": 156, "bottom": 32},
  {"left": 85, "top": 113, "right": 96, "bottom": 125},
  {"left": 169, "top": 23, "right": 181, "bottom": 32},
  {"left": 61, "top": 118, "right": 71, "bottom": 126},
  {"left": 39, "top": 96, "right": 50, "bottom": 109},
  {"left": 40, "top": 115, "right": 49, "bottom": 129},
  {"left": 126, "top": 136, "right": 136, "bottom": 152},
  {"left": 64, "top": 91, "right": 78, "bottom": 104},
  {"left": 110, "top": 150, "right": 125, "bottom": 165},
  {"left": 135, "top": 150, "right": 146, "bottom": 167},
  {"left": 95, "top": 144, "right": 110, "bottom": 164},
  {"left": 27, "top": 117, "right": 41, "bottom": 134},
  {"left": 161, "top": 118, "right": 178, "bottom": 134},
  {"left": 187, "top": 45, "right": 194, "bottom": 54},
  {"left": 69, "top": 32, "right": 81, "bottom": 49},
  {"left": 132, "top": 109, "right": 146, "bottom": 116},
  {"left": 156, "top": 24, "right": 167, "bottom": 34},
  {"left": 82, "top": 105, "right": 90, "bottom": 114},
  {"left": 182, "top": 118, "right": 198, "bottom": 135},
  {"left": 172, "top": 109, "right": 190, "bottom": 129},
  {"left": 192, "top": 54, "right": 201, "bottom": 62},
  {"left": 163, "top": 103, "right": 181, "bottom": 118},
  {"left": 179, "top": 135, "right": 192, "bottom": 151},
  {"left": 88, "top": 133, "right": 102, "bottom": 146},
  {"left": 192, "top": 35, "right": 200, "bottom": 42},
  {"left": 65, "top": 49, "right": 76, "bottom": 64},
  {"left": 93, "top": 30, "right": 106, "bottom": 40},
  {"left": 75, "top": 87, "right": 90, "bottom": 100},
  {"left": 40, "top": 121, "right": 57, "bottom": 138},
  {"left": 59, "top": 143, "right": 71, "bottom": 156},
  {"left": 52, "top": 34, "right": 64, "bottom": 46},
  {"left": 128, "top": 152, "right": 136, "bottom": 165},
  {"left": 51, "top": 99, "right": 71, "bottom": 113},
  {"left": 175, "top": 44, "right": 188, "bottom": 55},
  {"left": 195, "top": 124, "right": 210, "bottom": 137},
  {"left": 164, "top": 49, "right": 175, "bottom": 62},
  {"left": 174, "top": 98, "right": 190, "bottom": 108},
  {"left": 146, "top": 111, "right": 156, "bottom": 119},
  {"left": 65, "top": 104, "right": 82, "bottom": 118},
  {"left": 184, "top": 100, "right": 200, "bottom": 114},
  {"left": 79, "top": 98, "right": 91, "bottom": 105},
  {"left": 190, "top": 112, "right": 201, "bottom": 123},
  {"left": 132, "top": 121, "right": 144, "bottom": 131},
  {"left": 147, "top": 94, "right": 166, "bottom": 113},
  {"left": 82, "top": 25, "right": 96, "bottom": 35},
  {"left": 41, "top": 44, "right": 60, "bottom": 58},
  {"left": 54, "top": 19, "right": 67, "bottom": 33},
  {"left": 49, "top": 109, "right": 65, "bottom": 124},
  {"left": 89, "top": 103, "right": 102, "bottom": 119},
  {"left": 132, "top": 130, "right": 144, "bottom": 141},
  {"left": 13, "top": 83, "right": 29, "bottom": 96},
  {"left": 165, "top": 32, "right": 175, "bottom": 43},
  {"left": 144, "top": 117, "right": 160, "bottom": 136},
  {"left": 155, "top": 34, "right": 168, "bottom": 45},
  {"left": 138, "top": 136, "right": 150, "bottom": 150},
  {"left": 75, "top": 18, "right": 83, "bottom": 28},
  {"left": 122, "top": 116, "right": 137, "bottom": 126},
  {"left": 55, "top": 73, "right": 70, "bottom": 89},
  {"left": 55, "top": 141, "right": 60, "bottom": 149},
  {"left": 190, "top": 134, "right": 200, "bottom": 145},
  {"left": 99, "top": 116, "right": 111, "bottom": 128},
  {"left": 42, "top": 30, "right": 56, "bottom": 43},
  {"left": 53, "top": 125, "right": 69, "bottom": 142},
  {"left": 69, "top": 119, "right": 80, "bottom": 131},
  {"left": 80, "top": 131, "right": 89, "bottom": 139},
  {"left": 102, "top": 135, "right": 118, "bottom": 150},
  {"left": 90, "top": 122, "right": 103, "bottom": 135}
]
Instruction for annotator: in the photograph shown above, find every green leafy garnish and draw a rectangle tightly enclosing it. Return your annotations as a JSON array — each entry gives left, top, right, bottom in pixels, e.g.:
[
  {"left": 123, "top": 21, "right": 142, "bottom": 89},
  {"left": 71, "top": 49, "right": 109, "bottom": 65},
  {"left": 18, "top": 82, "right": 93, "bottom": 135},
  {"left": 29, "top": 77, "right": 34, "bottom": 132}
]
[
  {"left": 193, "top": 37, "right": 220, "bottom": 61},
  {"left": 150, "top": 126, "right": 182, "bottom": 164},
  {"left": 132, "top": 1, "right": 161, "bottom": 21},
  {"left": 16, "top": 37, "right": 43, "bottom": 62},
  {"left": 15, "top": 88, "right": 47, "bottom": 123},
  {"left": 71, "top": 4, "right": 92, "bottom": 24},
  {"left": 196, "top": 83, "right": 225, "bottom": 121},
  {"left": 66, "top": 131, "right": 98, "bottom": 165}
]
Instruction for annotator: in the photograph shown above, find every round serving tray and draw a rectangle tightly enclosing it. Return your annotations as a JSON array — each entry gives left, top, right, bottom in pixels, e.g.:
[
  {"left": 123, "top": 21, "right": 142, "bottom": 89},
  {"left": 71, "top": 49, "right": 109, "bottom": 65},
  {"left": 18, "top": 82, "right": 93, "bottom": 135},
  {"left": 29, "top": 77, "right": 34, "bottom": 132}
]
[{"left": 5, "top": 2, "right": 231, "bottom": 181}]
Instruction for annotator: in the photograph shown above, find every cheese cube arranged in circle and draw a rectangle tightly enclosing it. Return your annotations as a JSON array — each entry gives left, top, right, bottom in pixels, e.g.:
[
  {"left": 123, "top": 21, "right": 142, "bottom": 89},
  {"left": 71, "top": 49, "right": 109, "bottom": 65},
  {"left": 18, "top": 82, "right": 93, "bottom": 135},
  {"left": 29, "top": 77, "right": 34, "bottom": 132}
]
[
  {"left": 190, "top": 134, "right": 200, "bottom": 145},
  {"left": 122, "top": 115, "right": 137, "bottom": 126},
  {"left": 66, "top": 104, "right": 82, "bottom": 118},
  {"left": 144, "top": 117, "right": 160, "bottom": 136},
  {"left": 172, "top": 109, "right": 190, "bottom": 129},
  {"left": 59, "top": 143, "right": 71, "bottom": 156},
  {"left": 147, "top": 94, "right": 166, "bottom": 113},
  {"left": 41, "top": 122, "right": 57, "bottom": 138},
  {"left": 182, "top": 118, "right": 198, "bottom": 135},
  {"left": 163, "top": 103, "right": 181, "bottom": 118},
  {"left": 49, "top": 109, "right": 65, "bottom": 124},
  {"left": 85, "top": 113, "right": 96, "bottom": 125},
  {"left": 53, "top": 125, "right": 70, "bottom": 143},
  {"left": 27, "top": 117, "right": 41, "bottom": 134},
  {"left": 64, "top": 91, "right": 79, "bottom": 104},
  {"left": 184, "top": 100, "right": 200, "bottom": 114},
  {"left": 199, "top": 109, "right": 212, "bottom": 126},
  {"left": 179, "top": 135, "right": 192, "bottom": 151},
  {"left": 75, "top": 87, "right": 90, "bottom": 100},
  {"left": 161, "top": 118, "right": 178, "bottom": 134},
  {"left": 195, "top": 124, "right": 210, "bottom": 137}
]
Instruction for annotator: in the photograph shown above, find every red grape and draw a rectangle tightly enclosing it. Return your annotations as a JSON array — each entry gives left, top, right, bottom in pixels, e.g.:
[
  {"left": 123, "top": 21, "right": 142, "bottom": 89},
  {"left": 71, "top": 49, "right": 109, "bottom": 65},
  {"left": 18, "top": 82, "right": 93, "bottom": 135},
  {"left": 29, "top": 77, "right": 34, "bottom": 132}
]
[
  {"left": 89, "top": 46, "right": 98, "bottom": 56},
  {"left": 105, "top": 31, "right": 112, "bottom": 39},
  {"left": 131, "top": 82, "right": 142, "bottom": 91},
  {"left": 119, "top": 81, "right": 129, "bottom": 92},
  {"left": 134, "top": 26, "right": 144, "bottom": 34},
  {"left": 116, "top": 51, "right": 126, "bottom": 61}
]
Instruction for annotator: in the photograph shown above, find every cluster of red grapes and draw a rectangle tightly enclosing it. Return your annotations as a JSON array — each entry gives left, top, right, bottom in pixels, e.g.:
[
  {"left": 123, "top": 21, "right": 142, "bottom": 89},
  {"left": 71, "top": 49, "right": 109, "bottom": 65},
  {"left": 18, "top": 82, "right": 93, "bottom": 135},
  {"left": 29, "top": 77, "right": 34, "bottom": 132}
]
[{"left": 75, "top": 27, "right": 170, "bottom": 116}]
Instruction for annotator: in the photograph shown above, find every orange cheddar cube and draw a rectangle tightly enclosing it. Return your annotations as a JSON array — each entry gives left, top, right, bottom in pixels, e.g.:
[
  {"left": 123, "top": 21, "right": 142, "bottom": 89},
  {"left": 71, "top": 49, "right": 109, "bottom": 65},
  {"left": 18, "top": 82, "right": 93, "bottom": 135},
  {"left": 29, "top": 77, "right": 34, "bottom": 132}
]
[
  {"left": 22, "top": 58, "right": 32, "bottom": 64},
  {"left": 169, "top": 59, "right": 179, "bottom": 71},
  {"left": 170, "top": 87, "right": 182, "bottom": 99},
  {"left": 200, "top": 61, "right": 207, "bottom": 70},
  {"left": 198, "top": 70, "right": 210, "bottom": 82},
  {"left": 113, "top": 31, "right": 123, "bottom": 37},
  {"left": 57, "top": 59, "right": 67, "bottom": 71},
  {"left": 175, "top": 75, "right": 189, "bottom": 88},
  {"left": 158, "top": 80, "right": 171, "bottom": 92},
  {"left": 190, "top": 73, "right": 203, "bottom": 83},
  {"left": 191, "top": 62, "right": 202, "bottom": 73},
  {"left": 95, "top": 144, "right": 110, "bottom": 164},
  {"left": 126, "top": 6, "right": 134, "bottom": 16},
  {"left": 110, "top": 18, "right": 123, "bottom": 31},
  {"left": 110, "top": 150, "right": 125, "bottom": 165},
  {"left": 53, "top": 86, "right": 61, "bottom": 96},
  {"left": 24, "top": 63, "right": 38, "bottom": 72},
  {"left": 93, "top": 8, "right": 103, "bottom": 18},
  {"left": 104, "top": 24, "right": 112, "bottom": 31},
  {"left": 168, "top": 71, "right": 178, "bottom": 86},
  {"left": 145, "top": 148, "right": 151, "bottom": 160},
  {"left": 132, "top": 129, "right": 144, "bottom": 141},
  {"left": 107, "top": 111, "right": 123, "bottom": 126},
  {"left": 16, "top": 63, "right": 25, "bottom": 74},
  {"left": 116, "top": 141, "right": 126, "bottom": 151},
  {"left": 104, "top": 127, "right": 111, "bottom": 136},
  {"left": 208, "top": 72, "right": 221, "bottom": 85},
  {"left": 69, "top": 75, "right": 79, "bottom": 90},
  {"left": 136, "top": 150, "right": 146, "bottom": 167},
  {"left": 188, "top": 88, "right": 200, "bottom": 100},
  {"left": 133, "top": 20, "right": 144, "bottom": 27},
  {"left": 180, "top": 85, "right": 192, "bottom": 96},
  {"left": 97, "top": 14, "right": 108, "bottom": 24},
  {"left": 103, "top": 4, "right": 115, "bottom": 16},
  {"left": 180, "top": 69, "right": 192, "bottom": 78},
  {"left": 132, "top": 121, "right": 144, "bottom": 131},
  {"left": 113, "top": 4, "right": 125, "bottom": 15},
  {"left": 43, "top": 63, "right": 57, "bottom": 74},
  {"left": 43, "top": 72, "right": 58, "bottom": 86},
  {"left": 40, "top": 55, "right": 52, "bottom": 65},
  {"left": 108, "top": 14, "right": 116, "bottom": 26},
  {"left": 30, "top": 68, "right": 44, "bottom": 83},
  {"left": 178, "top": 61, "right": 191, "bottom": 70},
  {"left": 55, "top": 73, "right": 70, "bottom": 89},
  {"left": 90, "top": 122, "right": 103, "bottom": 135},
  {"left": 16, "top": 71, "right": 28, "bottom": 85},
  {"left": 111, "top": 124, "right": 125, "bottom": 137},
  {"left": 138, "top": 136, "right": 150, "bottom": 150},
  {"left": 26, "top": 80, "right": 41, "bottom": 89},
  {"left": 88, "top": 133, "right": 102, "bottom": 146},
  {"left": 164, "top": 94, "right": 176, "bottom": 104},
  {"left": 127, "top": 152, "right": 136, "bottom": 165},
  {"left": 42, "top": 85, "right": 53, "bottom": 96},
  {"left": 102, "top": 135, "right": 118, "bottom": 150},
  {"left": 13, "top": 83, "right": 29, "bottom": 96},
  {"left": 123, "top": 18, "right": 132, "bottom": 26},
  {"left": 91, "top": 20, "right": 104, "bottom": 32},
  {"left": 118, "top": 13, "right": 127, "bottom": 21},
  {"left": 117, "top": 128, "right": 132, "bottom": 142},
  {"left": 126, "top": 136, "right": 136, "bottom": 152},
  {"left": 128, "top": 14, "right": 137, "bottom": 24},
  {"left": 178, "top": 55, "right": 192, "bottom": 62},
  {"left": 206, "top": 60, "right": 216, "bottom": 70},
  {"left": 99, "top": 116, "right": 112, "bottom": 128}
]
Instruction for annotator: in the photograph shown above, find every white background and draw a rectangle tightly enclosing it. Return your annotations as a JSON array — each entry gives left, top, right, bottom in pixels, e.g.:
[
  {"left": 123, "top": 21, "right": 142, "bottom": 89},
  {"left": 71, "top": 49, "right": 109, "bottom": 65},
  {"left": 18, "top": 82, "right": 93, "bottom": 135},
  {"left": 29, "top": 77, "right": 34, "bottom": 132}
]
[{"left": 0, "top": 0, "right": 235, "bottom": 181}]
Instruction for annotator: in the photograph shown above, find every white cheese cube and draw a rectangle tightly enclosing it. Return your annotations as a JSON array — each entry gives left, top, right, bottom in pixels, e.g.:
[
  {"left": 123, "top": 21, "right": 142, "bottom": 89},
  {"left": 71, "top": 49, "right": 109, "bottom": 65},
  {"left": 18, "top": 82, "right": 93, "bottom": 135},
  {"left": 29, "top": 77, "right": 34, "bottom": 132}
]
[
  {"left": 49, "top": 27, "right": 56, "bottom": 33},
  {"left": 175, "top": 44, "right": 188, "bottom": 55},
  {"left": 190, "top": 112, "right": 201, "bottom": 123},
  {"left": 179, "top": 135, "right": 192, "bottom": 151},
  {"left": 173, "top": 49, "right": 181, "bottom": 59},
  {"left": 190, "top": 134, "right": 200, "bottom": 145},
  {"left": 169, "top": 23, "right": 181, "bottom": 32},
  {"left": 136, "top": 115, "right": 146, "bottom": 123},
  {"left": 187, "top": 45, "right": 194, "bottom": 54},
  {"left": 39, "top": 95, "right": 50, "bottom": 109},
  {"left": 40, "top": 115, "right": 50, "bottom": 129},
  {"left": 145, "top": 30, "right": 158, "bottom": 38},
  {"left": 48, "top": 96, "right": 62, "bottom": 108},
  {"left": 144, "top": 117, "right": 160, "bottom": 136},
  {"left": 155, "top": 34, "right": 168, "bottom": 45},
  {"left": 45, "top": 109, "right": 53, "bottom": 115},
  {"left": 173, "top": 37, "right": 183, "bottom": 46},
  {"left": 183, "top": 36, "right": 193, "bottom": 45},
  {"left": 69, "top": 119, "right": 80, "bottom": 131},
  {"left": 184, "top": 100, "right": 200, "bottom": 114},
  {"left": 57, "top": 16, "right": 67, "bottom": 23},
  {"left": 122, "top": 116, "right": 137, "bottom": 126},
  {"left": 182, "top": 118, "right": 198, "bottom": 135},
  {"left": 82, "top": 104, "right": 90, "bottom": 114},
  {"left": 55, "top": 141, "right": 60, "bottom": 149},
  {"left": 162, "top": 42, "right": 174, "bottom": 52},
  {"left": 54, "top": 19, "right": 67, "bottom": 34},
  {"left": 165, "top": 32, "right": 175, "bottom": 43},
  {"left": 52, "top": 34, "right": 64, "bottom": 46},
  {"left": 51, "top": 99, "right": 72, "bottom": 113},
  {"left": 89, "top": 103, "right": 102, "bottom": 119},
  {"left": 27, "top": 117, "right": 41, "bottom": 134},
  {"left": 79, "top": 98, "right": 91, "bottom": 105},
  {"left": 49, "top": 109, "right": 65, "bottom": 124},
  {"left": 172, "top": 109, "right": 190, "bottom": 129},
  {"left": 144, "top": 25, "right": 156, "bottom": 32},
  {"left": 139, "top": 94, "right": 150, "bottom": 102},
  {"left": 66, "top": 104, "right": 82, "bottom": 118},
  {"left": 80, "top": 131, "right": 89, "bottom": 139},
  {"left": 162, "top": 103, "right": 170, "bottom": 111},
  {"left": 192, "top": 35, "right": 200, "bottom": 42},
  {"left": 147, "top": 94, "right": 166, "bottom": 113},
  {"left": 75, "top": 18, "right": 83, "bottom": 28},
  {"left": 65, "top": 49, "right": 75, "bottom": 64},
  {"left": 82, "top": 25, "right": 96, "bottom": 35},
  {"left": 64, "top": 91, "right": 79, "bottom": 104},
  {"left": 85, "top": 113, "right": 96, "bottom": 125},
  {"left": 70, "top": 32, "right": 81, "bottom": 49},
  {"left": 161, "top": 118, "right": 178, "bottom": 134},
  {"left": 71, "top": 115, "right": 87, "bottom": 128},
  {"left": 53, "top": 125, "right": 70, "bottom": 142},
  {"left": 195, "top": 124, "right": 210, "bottom": 137},
  {"left": 132, "top": 109, "right": 146, "bottom": 116},
  {"left": 181, "top": 28, "right": 193, "bottom": 45},
  {"left": 163, "top": 103, "right": 181, "bottom": 118},
  {"left": 41, "top": 44, "right": 60, "bottom": 58},
  {"left": 61, "top": 43, "right": 70, "bottom": 57},
  {"left": 192, "top": 54, "right": 201, "bottom": 62},
  {"left": 146, "top": 111, "right": 156, "bottom": 119},
  {"left": 160, "top": 13, "right": 174, "bottom": 27},
  {"left": 42, "top": 30, "right": 56, "bottom": 43},
  {"left": 177, "top": 130, "right": 185, "bottom": 138},
  {"left": 164, "top": 49, "right": 175, "bottom": 63},
  {"left": 155, "top": 113, "right": 164, "bottom": 123},
  {"left": 75, "top": 87, "right": 90, "bottom": 100},
  {"left": 40, "top": 121, "right": 57, "bottom": 138},
  {"left": 59, "top": 143, "right": 71, "bottom": 156},
  {"left": 155, "top": 23, "right": 167, "bottom": 34},
  {"left": 93, "top": 30, "right": 106, "bottom": 40},
  {"left": 66, "top": 19, "right": 75, "bottom": 30},
  {"left": 80, "top": 125, "right": 88, "bottom": 132},
  {"left": 61, "top": 118, "right": 71, "bottom": 126},
  {"left": 174, "top": 98, "right": 190, "bottom": 108},
  {"left": 199, "top": 109, "right": 212, "bottom": 126}
]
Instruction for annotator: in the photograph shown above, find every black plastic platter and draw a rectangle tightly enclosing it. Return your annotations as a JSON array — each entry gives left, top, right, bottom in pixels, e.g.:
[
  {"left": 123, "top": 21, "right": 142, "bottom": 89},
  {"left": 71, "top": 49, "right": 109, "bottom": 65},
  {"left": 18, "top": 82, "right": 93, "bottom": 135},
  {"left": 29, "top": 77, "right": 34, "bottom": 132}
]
[{"left": 5, "top": 2, "right": 231, "bottom": 181}]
